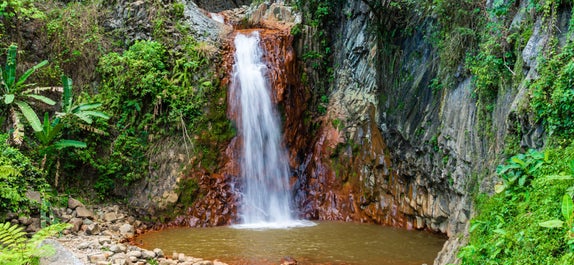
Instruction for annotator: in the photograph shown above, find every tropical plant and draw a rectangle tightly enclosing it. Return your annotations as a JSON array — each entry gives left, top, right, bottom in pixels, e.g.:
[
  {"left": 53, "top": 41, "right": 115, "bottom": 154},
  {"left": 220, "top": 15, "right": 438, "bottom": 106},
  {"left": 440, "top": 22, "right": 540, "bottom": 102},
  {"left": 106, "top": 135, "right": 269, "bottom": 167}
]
[
  {"left": 494, "top": 149, "right": 545, "bottom": 195},
  {"left": 0, "top": 44, "right": 56, "bottom": 145},
  {"left": 0, "top": 133, "right": 46, "bottom": 216},
  {"left": 0, "top": 222, "right": 71, "bottom": 265},
  {"left": 57, "top": 75, "right": 109, "bottom": 125},
  {"left": 539, "top": 193, "right": 574, "bottom": 250},
  {"left": 33, "top": 75, "right": 109, "bottom": 188},
  {"left": 539, "top": 160, "right": 574, "bottom": 251}
]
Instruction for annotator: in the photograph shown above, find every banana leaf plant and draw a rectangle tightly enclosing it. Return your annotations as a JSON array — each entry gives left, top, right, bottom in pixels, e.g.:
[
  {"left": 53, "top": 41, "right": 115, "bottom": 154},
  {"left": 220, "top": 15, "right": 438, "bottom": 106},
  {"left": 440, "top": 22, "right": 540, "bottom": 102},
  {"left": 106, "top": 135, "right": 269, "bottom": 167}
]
[
  {"left": 0, "top": 44, "right": 56, "bottom": 144},
  {"left": 57, "top": 75, "right": 109, "bottom": 123},
  {"left": 35, "top": 75, "right": 109, "bottom": 188}
]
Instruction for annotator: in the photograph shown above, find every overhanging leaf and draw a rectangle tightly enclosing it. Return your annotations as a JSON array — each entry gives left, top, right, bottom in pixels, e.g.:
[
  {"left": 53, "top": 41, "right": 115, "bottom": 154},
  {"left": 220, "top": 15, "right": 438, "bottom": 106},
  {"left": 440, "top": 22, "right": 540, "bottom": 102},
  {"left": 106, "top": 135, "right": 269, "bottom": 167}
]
[
  {"left": 82, "top": 110, "right": 110, "bottom": 120},
  {"left": 73, "top": 113, "right": 93, "bottom": 124},
  {"left": 53, "top": 139, "right": 86, "bottom": 150},
  {"left": 26, "top": 94, "right": 56, "bottom": 105},
  {"left": 75, "top": 103, "right": 102, "bottom": 111},
  {"left": 4, "top": 94, "right": 14, "bottom": 104},
  {"left": 562, "top": 194, "right": 574, "bottom": 222},
  {"left": 5, "top": 45, "right": 17, "bottom": 88},
  {"left": 511, "top": 156, "right": 527, "bottom": 168},
  {"left": 15, "top": 60, "right": 48, "bottom": 88},
  {"left": 539, "top": 220, "right": 564, "bottom": 228},
  {"left": 61, "top": 75, "right": 73, "bottom": 112},
  {"left": 494, "top": 182, "right": 505, "bottom": 193},
  {"left": 545, "top": 175, "right": 574, "bottom": 181},
  {"left": 14, "top": 101, "right": 42, "bottom": 132}
]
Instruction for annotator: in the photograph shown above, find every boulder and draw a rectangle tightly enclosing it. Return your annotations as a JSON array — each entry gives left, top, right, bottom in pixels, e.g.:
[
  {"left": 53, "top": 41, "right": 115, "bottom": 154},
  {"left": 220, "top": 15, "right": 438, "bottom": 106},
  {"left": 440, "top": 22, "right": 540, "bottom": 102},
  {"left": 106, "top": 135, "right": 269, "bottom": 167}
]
[
  {"left": 153, "top": 248, "right": 164, "bottom": 258},
  {"left": 69, "top": 218, "right": 83, "bottom": 232},
  {"left": 104, "top": 212, "right": 119, "bottom": 222},
  {"left": 39, "top": 239, "right": 83, "bottom": 265},
  {"left": 85, "top": 223, "right": 100, "bottom": 235},
  {"left": 119, "top": 223, "right": 134, "bottom": 237},
  {"left": 67, "top": 198, "right": 84, "bottom": 209},
  {"left": 25, "top": 218, "right": 41, "bottom": 232},
  {"left": 88, "top": 253, "right": 107, "bottom": 263},
  {"left": 76, "top": 206, "right": 94, "bottom": 219},
  {"left": 127, "top": 250, "right": 142, "bottom": 258},
  {"left": 25, "top": 190, "right": 42, "bottom": 204},
  {"left": 142, "top": 249, "right": 156, "bottom": 259}
]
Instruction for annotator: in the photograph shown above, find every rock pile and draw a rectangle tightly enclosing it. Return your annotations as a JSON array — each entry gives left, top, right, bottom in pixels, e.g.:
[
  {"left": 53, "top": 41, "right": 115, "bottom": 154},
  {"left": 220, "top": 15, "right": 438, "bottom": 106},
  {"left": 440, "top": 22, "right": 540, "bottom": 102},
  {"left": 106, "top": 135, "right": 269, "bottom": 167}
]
[{"left": 6, "top": 197, "right": 227, "bottom": 265}]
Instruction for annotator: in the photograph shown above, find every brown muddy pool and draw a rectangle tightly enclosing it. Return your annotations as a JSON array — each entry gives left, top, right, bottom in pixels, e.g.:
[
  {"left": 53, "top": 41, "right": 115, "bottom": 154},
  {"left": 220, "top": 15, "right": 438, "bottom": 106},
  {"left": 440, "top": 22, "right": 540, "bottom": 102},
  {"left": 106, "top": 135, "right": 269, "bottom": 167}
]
[{"left": 134, "top": 221, "right": 446, "bottom": 265}]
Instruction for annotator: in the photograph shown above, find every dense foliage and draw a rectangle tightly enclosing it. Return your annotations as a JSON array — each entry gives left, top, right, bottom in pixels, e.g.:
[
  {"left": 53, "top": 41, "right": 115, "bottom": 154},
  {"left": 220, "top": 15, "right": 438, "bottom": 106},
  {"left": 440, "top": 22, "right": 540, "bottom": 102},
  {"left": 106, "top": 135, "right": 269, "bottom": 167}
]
[
  {"left": 0, "top": 134, "right": 47, "bottom": 217},
  {"left": 531, "top": 40, "right": 574, "bottom": 137},
  {"left": 0, "top": 221, "right": 71, "bottom": 264},
  {"left": 459, "top": 144, "right": 574, "bottom": 264},
  {"left": 0, "top": 0, "right": 231, "bottom": 208}
]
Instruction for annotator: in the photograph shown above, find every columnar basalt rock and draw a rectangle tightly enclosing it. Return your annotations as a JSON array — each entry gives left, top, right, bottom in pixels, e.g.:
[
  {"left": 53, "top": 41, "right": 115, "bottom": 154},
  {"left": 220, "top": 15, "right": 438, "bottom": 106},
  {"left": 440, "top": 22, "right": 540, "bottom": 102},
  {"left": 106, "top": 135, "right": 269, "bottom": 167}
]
[{"left": 292, "top": 1, "right": 562, "bottom": 264}]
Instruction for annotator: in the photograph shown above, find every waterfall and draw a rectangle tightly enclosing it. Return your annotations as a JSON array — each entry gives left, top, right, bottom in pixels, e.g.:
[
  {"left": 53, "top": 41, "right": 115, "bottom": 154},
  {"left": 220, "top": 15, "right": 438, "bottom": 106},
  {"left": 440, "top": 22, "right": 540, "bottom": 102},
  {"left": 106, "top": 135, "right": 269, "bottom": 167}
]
[{"left": 231, "top": 31, "right": 312, "bottom": 229}]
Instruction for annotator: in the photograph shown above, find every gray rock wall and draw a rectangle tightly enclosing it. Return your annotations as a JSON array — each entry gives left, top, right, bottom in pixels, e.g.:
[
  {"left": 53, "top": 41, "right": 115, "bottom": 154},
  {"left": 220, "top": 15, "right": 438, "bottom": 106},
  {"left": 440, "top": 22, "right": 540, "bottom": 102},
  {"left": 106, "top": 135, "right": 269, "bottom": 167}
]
[{"left": 315, "top": 0, "right": 568, "bottom": 264}]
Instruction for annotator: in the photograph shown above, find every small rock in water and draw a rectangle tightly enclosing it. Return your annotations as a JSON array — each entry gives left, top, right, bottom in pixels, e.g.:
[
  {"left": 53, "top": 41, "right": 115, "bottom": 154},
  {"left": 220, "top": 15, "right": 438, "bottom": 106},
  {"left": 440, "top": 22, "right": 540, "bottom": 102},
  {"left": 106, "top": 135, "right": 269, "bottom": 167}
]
[
  {"left": 142, "top": 249, "right": 156, "bottom": 259},
  {"left": 280, "top": 256, "right": 298, "bottom": 265},
  {"left": 153, "top": 248, "right": 164, "bottom": 257},
  {"left": 119, "top": 223, "right": 134, "bottom": 237}
]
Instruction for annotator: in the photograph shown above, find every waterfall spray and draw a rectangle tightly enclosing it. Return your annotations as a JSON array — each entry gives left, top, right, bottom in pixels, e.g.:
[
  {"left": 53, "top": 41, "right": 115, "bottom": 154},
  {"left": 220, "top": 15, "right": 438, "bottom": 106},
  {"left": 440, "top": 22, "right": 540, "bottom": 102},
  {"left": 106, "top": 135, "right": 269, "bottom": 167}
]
[{"left": 231, "top": 31, "right": 313, "bottom": 229}]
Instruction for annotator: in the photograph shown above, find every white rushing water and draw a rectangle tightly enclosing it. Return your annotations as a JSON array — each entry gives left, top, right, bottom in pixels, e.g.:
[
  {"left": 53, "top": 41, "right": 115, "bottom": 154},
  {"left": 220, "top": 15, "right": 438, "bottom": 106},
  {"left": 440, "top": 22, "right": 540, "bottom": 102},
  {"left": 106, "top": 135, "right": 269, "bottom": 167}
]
[{"left": 231, "top": 32, "right": 313, "bottom": 229}]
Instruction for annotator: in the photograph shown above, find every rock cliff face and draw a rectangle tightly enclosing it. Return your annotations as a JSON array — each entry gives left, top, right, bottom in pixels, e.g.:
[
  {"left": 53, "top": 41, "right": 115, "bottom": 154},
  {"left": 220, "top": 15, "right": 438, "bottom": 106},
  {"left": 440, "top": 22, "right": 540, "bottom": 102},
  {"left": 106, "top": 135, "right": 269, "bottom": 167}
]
[
  {"left": 294, "top": 1, "right": 566, "bottom": 264},
  {"left": 112, "top": 0, "right": 570, "bottom": 264}
]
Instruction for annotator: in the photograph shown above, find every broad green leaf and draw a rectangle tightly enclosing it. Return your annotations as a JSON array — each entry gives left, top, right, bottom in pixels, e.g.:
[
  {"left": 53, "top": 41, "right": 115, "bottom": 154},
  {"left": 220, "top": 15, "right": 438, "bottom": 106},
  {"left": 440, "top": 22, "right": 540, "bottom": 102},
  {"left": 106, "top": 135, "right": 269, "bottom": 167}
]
[
  {"left": 4, "top": 94, "right": 14, "bottom": 104},
  {"left": 493, "top": 229, "right": 506, "bottom": 235},
  {"left": 61, "top": 75, "right": 73, "bottom": 111},
  {"left": 518, "top": 175, "right": 527, "bottom": 187},
  {"left": 545, "top": 175, "right": 574, "bottom": 181},
  {"left": 5, "top": 45, "right": 17, "bottom": 88},
  {"left": 82, "top": 110, "right": 110, "bottom": 120},
  {"left": 511, "top": 156, "right": 527, "bottom": 168},
  {"left": 494, "top": 182, "right": 505, "bottom": 193},
  {"left": 15, "top": 60, "right": 48, "bottom": 88},
  {"left": 539, "top": 220, "right": 564, "bottom": 228},
  {"left": 75, "top": 103, "right": 102, "bottom": 111},
  {"left": 528, "top": 161, "right": 543, "bottom": 174},
  {"left": 562, "top": 194, "right": 574, "bottom": 222},
  {"left": 73, "top": 113, "right": 93, "bottom": 124},
  {"left": 53, "top": 139, "right": 86, "bottom": 150},
  {"left": 26, "top": 94, "right": 56, "bottom": 105},
  {"left": 14, "top": 101, "right": 42, "bottom": 132}
]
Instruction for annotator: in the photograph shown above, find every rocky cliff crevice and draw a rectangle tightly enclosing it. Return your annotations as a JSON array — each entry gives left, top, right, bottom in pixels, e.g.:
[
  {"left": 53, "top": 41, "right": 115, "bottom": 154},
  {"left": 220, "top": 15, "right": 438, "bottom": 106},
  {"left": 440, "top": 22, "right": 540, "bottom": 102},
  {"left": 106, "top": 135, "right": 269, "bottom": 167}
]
[{"left": 300, "top": 0, "right": 569, "bottom": 264}]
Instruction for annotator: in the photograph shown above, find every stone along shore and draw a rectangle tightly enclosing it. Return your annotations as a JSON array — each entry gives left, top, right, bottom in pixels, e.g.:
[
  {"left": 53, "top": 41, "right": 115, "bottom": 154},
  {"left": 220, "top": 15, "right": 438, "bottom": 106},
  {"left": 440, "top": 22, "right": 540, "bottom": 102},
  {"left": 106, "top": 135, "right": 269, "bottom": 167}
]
[{"left": 6, "top": 197, "right": 227, "bottom": 265}]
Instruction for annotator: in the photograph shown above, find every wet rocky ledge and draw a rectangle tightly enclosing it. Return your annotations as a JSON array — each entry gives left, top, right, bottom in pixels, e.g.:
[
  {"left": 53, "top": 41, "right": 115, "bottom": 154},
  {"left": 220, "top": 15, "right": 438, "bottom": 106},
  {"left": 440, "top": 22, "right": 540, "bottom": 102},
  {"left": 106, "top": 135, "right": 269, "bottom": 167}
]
[{"left": 6, "top": 197, "right": 227, "bottom": 265}]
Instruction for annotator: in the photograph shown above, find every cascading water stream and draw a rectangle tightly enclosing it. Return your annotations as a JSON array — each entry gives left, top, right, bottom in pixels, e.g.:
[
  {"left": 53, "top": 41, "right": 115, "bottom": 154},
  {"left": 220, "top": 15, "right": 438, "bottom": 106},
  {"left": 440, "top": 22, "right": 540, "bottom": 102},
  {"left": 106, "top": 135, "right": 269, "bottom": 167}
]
[{"left": 231, "top": 31, "right": 312, "bottom": 229}]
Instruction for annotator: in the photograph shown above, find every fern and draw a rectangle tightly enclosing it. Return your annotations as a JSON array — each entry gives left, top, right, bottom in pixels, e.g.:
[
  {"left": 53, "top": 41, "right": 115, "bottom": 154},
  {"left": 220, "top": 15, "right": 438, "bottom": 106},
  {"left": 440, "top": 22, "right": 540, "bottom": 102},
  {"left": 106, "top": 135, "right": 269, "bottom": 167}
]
[{"left": 0, "top": 222, "right": 71, "bottom": 265}]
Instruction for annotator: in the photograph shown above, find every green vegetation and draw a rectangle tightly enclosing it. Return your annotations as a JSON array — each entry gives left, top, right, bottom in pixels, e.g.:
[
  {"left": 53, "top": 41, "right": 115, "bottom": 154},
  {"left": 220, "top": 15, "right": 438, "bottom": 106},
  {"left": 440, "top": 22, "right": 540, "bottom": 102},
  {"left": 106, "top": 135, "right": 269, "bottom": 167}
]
[
  {"left": 459, "top": 145, "right": 574, "bottom": 264},
  {"left": 0, "top": 222, "right": 71, "bottom": 264},
  {"left": 0, "top": 0, "right": 231, "bottom": 215},
  {"left": 0, "top": 134, "right": 47, "bottom": 216},
  {"left": 293, "top": 0, "right": 343, "bottom": 117},
  {"left": 0, "top": 44, "right": 55, "bottom": 143},
  {"left": 530, "top": 39, "right": 574, "bottom": 137}
]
